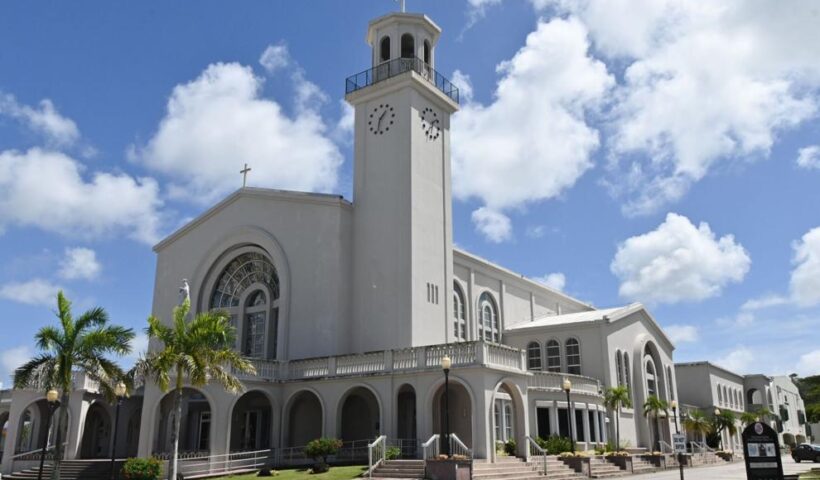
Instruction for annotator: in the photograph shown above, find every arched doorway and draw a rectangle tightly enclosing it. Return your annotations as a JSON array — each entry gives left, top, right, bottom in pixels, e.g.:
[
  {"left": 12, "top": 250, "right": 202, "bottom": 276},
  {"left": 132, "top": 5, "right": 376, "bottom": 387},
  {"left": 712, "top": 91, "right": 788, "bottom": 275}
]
[
  {"left": 1, "top": 411, "right": 10, "bottom": 460},
  {"left": 154, "top": 388, "right": 212, "bottom": 455},
  {"left": 121, "top": 407, "right": 142, "bottom": 458},
  {"left": 432, "top": 380, "right": 473, "bottom": 449},
  {"left": 230, "top": 391, "right": 273, "bottom": 452},
  {"left": 338, "top": 387, "right": 381, "bottom": 442},
  {"left": 80, "top": 403, "right": 111, "bottom": 458},
  {"left": 15, "top": 400, "right": 53, "bottom": 453},
  {"left": 286, "top": 391, "right": 323, "bottom": 447}
]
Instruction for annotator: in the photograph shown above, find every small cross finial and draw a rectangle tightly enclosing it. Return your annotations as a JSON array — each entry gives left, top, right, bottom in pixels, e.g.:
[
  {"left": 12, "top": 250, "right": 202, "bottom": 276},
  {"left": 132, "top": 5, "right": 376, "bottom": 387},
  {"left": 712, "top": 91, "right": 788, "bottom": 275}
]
[
  {"left": 240, "top": 163, "right": 251, "bottom": 188},
  {"left": 395, "top": 0, "right": 406, "bottom": 13}
]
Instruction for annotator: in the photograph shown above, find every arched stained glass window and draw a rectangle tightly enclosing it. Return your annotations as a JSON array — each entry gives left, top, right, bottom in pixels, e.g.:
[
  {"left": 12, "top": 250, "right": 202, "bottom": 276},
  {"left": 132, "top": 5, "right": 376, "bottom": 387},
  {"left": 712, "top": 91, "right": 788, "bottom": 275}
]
[
  {"left": 478, "top": 292, "right": 499, "bottom": 343},
  {"left": 453, "top": 283, "right": 467, "bottom": 341},
  {"left": 210, "top": 252, "right": 279, "bottom": 308}
]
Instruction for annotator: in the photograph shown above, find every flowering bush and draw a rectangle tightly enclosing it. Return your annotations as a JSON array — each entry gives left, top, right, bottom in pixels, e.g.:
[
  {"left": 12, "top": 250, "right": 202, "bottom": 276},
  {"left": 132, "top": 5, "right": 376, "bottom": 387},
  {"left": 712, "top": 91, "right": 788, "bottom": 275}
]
[{"left": 121, "top": 457, "right": 162, "bottom": 480}]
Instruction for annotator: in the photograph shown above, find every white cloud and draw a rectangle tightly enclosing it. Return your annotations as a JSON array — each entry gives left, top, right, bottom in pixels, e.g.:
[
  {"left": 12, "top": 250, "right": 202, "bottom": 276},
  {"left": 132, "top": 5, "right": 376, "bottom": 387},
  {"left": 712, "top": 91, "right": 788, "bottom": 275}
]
[
  {"left": 796, "top": 350, "right": 820, "bottom": 377},
  {"left": 665, "top": 324, "right": 699, "bottom": 344},
  {"left": 542, "top": 1, "right": 820, "bottom": 215},
  {"left": 471, "top": 207, "right": 512, "bottom": 243},
  {"left": 611, "top": 213, "right": 751, "bottom": 304},
  {"left": 123, "top": 332, "right": 149, "bottom": 368},
  {"left": 716, "top": 311, "right": 755, "bottom": 328},
  {"left": 0, "top": 93, "right": 80, "bottom": 147},
  {"left": 790, "top": 226, "right": 820, "bottom": 307},
  {"left": 451, "top": 17, "right": 613, "bottom": 241},
  {"left": 716, "top": 347, "right": 754, "bottom": 374},
  {"left": 0, "top": 148, "right": 162, "bottom": 243},
  {"left": 58, "top": 247, "right": 101, "bottom": 281},
  {"left": 1, "top": 345, "right": 33, "bottom": 386},
  {"left": 741, "top": 294, "right": 789, "bottom": 311},
  {"left": 534, "top": 272, "right": 566, "bottom": 291},
  {"left": 450, "top": 70, "right": 474, "bottom": 104},
  {"left": 797, "top": 145, "right": 820, "bottom": 170},
  {"left": 0, "top": 278, "right": 62, "bottom": 306},
  {"left": 132, "top": 61, "right": 343, "bottom": 205},
  {"left": 259, "top": 43, "right": 290, "bottom": 75}
]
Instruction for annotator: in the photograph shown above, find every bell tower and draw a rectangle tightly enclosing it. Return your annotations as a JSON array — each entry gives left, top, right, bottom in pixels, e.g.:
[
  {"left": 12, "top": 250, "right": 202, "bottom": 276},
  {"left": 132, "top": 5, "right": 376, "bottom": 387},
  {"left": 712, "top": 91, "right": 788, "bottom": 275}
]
[{"left": 346, "top": 11, "right": 460, "bottom": 352}]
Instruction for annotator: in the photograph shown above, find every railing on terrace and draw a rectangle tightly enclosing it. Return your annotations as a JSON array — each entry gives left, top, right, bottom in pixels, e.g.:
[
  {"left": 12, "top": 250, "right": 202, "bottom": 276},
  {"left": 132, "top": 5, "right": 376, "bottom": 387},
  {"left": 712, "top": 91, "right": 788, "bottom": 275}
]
[
  {"left": 345, "top": 57, "right": 460, "bottom": 104},
  {"left": 528, "top": 371, "right": 601, "bottom": 396},
  {"left": 173, "top": 449, "right": 271, "bottom": 479}
]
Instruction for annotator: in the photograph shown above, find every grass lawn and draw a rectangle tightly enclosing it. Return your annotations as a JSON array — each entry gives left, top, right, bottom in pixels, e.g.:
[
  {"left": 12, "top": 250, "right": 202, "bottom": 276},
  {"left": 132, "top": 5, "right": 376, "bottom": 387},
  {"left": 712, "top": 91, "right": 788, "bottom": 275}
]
[{"left": 211, "top": 465, "right": 367, "bottom": 480}]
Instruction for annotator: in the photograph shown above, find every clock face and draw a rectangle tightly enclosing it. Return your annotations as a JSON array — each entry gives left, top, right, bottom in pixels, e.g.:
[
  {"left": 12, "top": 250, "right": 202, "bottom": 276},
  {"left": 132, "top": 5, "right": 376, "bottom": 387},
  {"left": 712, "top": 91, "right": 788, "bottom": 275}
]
[
  {"left": 368, "top": 104, "right": 394, "bottom": 135},
  {"left": 420, "top": 107, "right": 441, "bottom": 141}
]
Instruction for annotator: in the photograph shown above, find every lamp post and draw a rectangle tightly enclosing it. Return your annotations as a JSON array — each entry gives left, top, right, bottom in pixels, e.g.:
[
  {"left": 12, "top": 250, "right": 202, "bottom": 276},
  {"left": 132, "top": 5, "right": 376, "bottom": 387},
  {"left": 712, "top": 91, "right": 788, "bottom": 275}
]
[
  {"left": 441, "top": 355, "right": 452, "bottom": 458},
  {"left": 671, "top": 400, "right": 684, "bottom": 480},
  {"left": 563, "top": 378, "right": 575, "bottom": 454},
  {"left": 110, "top": 381, "right": 127, "bottom": 480},
  {"left": 38, "top": 389, "right": 60, "bottom": 480}
]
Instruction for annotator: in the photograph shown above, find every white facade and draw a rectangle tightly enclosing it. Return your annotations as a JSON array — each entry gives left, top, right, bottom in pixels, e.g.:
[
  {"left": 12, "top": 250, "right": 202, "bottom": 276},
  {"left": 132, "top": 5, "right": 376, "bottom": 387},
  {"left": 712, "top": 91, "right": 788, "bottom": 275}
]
[{"left": 1, "top": 8, "right": 785, "bottom": 475}]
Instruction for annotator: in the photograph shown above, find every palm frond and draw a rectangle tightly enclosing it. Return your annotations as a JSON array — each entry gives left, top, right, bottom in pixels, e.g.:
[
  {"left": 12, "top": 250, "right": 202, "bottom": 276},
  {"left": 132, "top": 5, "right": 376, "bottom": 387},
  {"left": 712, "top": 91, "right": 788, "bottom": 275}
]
[
  {"left": 13, "top": 355, "right": 57, "bottom": 390},
  {"left": 74, "top": 306, "right": 109, "bottom": 333},
  {"left": 35, "top": 326, "right": 65, "bottom": 352}
]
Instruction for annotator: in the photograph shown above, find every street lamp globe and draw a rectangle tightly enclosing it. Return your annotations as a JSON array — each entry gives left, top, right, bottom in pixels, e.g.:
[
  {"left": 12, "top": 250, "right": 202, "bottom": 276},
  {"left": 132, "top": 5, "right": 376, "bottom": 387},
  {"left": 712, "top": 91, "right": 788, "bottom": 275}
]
[
  {"left": 441, "top": 355, "right": 452, "bottom": 371},
  {"left": 46, "top": 389, "right": 59, "bottom": 403},
  {"left": 114, "top": 381, "right": 127, "bottom": 398},
  {"left": 714, "top": 408, "right": 721, "bottom": 416},
  {"left": 671, "top": 400, "right": 678, "bottom": 410},
  {"left": 562, "top": 378, "right": 572, "bottom": 392}
]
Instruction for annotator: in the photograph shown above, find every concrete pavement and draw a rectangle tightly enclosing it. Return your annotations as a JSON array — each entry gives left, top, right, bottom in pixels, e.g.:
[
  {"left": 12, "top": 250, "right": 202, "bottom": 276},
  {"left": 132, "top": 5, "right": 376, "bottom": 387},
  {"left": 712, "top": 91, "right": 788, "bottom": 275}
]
[{"left": 629, "top": 456, "right": 817, "bottom": 479}]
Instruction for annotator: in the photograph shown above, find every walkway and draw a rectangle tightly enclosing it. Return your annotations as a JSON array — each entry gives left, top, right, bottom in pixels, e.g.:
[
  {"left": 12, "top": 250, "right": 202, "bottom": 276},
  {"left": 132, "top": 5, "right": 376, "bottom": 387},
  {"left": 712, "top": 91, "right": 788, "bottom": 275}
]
[{"left": 630, "top": 456, "right": 814, "bottom": 479}]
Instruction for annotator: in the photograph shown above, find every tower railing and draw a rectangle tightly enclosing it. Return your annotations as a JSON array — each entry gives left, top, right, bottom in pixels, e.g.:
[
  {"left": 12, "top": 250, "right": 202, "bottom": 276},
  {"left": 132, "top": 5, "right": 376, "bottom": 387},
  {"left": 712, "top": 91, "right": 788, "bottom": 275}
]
[{"left": 345, "top": 56, "right": 460, "bottom": 104}]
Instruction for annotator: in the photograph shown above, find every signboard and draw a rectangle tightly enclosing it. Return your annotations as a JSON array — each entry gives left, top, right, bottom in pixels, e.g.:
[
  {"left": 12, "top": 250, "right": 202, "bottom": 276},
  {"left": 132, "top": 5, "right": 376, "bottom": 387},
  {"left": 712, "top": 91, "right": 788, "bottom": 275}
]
[
  {"left": 742, "top": 422, "right": 784, "bottom": 480},
  {"left": 672, "top": 433, "right": 687, "bottom": 454}
]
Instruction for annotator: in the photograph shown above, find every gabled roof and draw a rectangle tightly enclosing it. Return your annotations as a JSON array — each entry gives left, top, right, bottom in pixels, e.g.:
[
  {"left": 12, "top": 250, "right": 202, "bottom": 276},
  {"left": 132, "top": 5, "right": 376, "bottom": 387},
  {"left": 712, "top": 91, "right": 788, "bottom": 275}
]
[{"left": 154, "top": 187, "right": 351, "bottom": 252}]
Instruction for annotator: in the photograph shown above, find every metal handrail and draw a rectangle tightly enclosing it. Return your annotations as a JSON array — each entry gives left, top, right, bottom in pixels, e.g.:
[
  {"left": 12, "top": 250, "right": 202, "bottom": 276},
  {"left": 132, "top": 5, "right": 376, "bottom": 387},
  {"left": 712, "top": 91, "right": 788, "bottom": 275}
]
[
  {"left": 368, "top": 435, "right": 387, "bottom": 479},
  {"left": 449, "top": 433, "right": 472, "bottom": 459},
  {"left": 526, "top": 436, "right": 547, "bottom": 475},
  {"left": 175, "top": 449, "right": 271, "bottom": 477},
  {"left": 345, "top": 57, "right": 460, "bottom": 104},
  {"left": 422, "top": 434, "right": 440, "bottom": 460},
  {"left": 659, "top": 440, "right": 673, "bottom": 454}
]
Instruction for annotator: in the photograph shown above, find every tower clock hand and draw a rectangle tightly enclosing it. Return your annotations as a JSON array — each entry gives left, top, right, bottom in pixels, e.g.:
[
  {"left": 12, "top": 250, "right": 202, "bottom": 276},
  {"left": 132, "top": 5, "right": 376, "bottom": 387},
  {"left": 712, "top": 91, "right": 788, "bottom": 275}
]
[{"left": 377, "top": 110, "right": 387, "bottom": 130}]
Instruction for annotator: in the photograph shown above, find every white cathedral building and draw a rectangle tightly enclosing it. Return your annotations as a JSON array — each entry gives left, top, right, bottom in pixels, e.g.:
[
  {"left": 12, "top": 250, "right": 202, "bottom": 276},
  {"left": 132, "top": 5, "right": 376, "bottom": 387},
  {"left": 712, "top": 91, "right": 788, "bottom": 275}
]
[{"left": 1, "top": 9, "right": 696, "bottom": 476}]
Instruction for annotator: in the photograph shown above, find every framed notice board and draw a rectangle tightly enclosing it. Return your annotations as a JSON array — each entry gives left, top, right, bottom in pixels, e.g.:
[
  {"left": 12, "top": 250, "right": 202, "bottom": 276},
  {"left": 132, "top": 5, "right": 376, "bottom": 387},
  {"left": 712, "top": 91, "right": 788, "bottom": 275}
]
[{"left": 742, "top": 422, "right": 784, "bottom": 480}]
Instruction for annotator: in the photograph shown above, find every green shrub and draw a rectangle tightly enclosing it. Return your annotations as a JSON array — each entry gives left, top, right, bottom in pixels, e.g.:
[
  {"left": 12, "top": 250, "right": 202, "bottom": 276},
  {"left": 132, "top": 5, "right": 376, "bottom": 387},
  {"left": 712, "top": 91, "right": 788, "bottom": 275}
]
[
  {"left": 121, "top": 457, "right": 162, "bottom": 480},
  {"left": 504, "top": 439, "right": 517, "bottom": 456},
  {"left": 385, "top": 446, "right": 402, "bottom": 460},
  {"left": 536, "top": 435, "right": 573, "bottom": 455},
  {"left": 304, "top": 438, "right": 343, "bottom": 473}
]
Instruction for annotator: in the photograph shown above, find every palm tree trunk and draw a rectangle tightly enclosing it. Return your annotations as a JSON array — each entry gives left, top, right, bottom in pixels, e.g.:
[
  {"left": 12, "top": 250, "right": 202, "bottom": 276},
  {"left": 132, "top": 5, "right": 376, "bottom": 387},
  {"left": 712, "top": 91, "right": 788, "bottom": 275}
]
[
  {"left": 615, "top": 406, "right": 621, "bottom": 451},
  {"left": 50, "top": 392, "right": 70, "bottom": 480},
  {"left": 170, "top": 387, "right": 183, "bottom": 480},
  {"left": 654, "top": 416, "right": 660, "bottom": 452}
]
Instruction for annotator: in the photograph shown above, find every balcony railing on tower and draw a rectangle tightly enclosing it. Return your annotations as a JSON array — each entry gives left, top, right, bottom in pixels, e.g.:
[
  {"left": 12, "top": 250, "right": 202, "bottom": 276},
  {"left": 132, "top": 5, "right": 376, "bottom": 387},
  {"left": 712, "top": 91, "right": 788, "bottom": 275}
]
[{"left": 345, "top": 57, "right": 460, "bottom": 104}]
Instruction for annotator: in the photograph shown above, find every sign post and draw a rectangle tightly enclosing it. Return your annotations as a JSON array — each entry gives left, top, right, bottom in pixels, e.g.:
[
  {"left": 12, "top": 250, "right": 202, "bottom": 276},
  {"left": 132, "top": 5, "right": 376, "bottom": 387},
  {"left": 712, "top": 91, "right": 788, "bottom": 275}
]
[
  {"left": 672, "top": 433, "right": 687, "bottom": 479},
  {"left": 742, "top": 421, "right": 784, "bottom": 480}
]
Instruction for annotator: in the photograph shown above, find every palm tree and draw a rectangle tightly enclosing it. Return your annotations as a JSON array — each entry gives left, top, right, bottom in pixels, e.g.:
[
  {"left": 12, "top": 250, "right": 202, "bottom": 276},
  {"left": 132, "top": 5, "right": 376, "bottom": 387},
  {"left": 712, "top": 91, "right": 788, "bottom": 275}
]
[
  {"left": 604, "top": 386, "right": 632, "bottom": 451},
  {"left": 13, "top": 291, "right": 134, "bottom": 480},
  {"left": 683, "top": 409, "right": 712, "bottom": 447},
  {"left": 642, "top": 395, "right": 668, "bottom": 452},
  {"left": 134, "top": 298, "right": 254, "bottom": 480},
  {"left": 740, "top": 411, "right": 758, "bottom": 427},
  {"left": 711, "top": 410, "right": 738, "bottom": 450},
  {"left": 755, "top": 407, "right": 773, "bottom": 423}
]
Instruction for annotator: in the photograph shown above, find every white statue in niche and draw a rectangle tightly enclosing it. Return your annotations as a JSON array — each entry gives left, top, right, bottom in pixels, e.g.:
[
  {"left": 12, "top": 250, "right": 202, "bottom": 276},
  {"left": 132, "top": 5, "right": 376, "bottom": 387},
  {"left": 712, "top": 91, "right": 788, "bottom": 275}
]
[{"left": 179, "top": 278, "right": 190, "bottom": 305}]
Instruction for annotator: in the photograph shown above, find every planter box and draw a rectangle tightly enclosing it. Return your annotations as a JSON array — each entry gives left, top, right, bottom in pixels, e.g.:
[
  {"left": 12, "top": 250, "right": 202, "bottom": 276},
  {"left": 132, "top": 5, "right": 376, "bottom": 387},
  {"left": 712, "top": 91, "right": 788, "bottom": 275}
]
[
  {"left": 605, "top": 455, "right": 633, "bottom": 472},
  {"left": 425, "top": 459, "right": 471, "bottom": 480},
  {"left": 559, "top": 457, "right": 591, "bottom": 476}
]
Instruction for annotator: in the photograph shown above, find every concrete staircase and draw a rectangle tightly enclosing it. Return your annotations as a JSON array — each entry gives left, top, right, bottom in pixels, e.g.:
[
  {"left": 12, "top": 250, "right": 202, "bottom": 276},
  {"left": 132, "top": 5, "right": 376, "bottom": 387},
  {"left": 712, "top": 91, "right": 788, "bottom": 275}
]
[
  {"left": 587, "top": 457, "right": 629, "bottom": 478},
  {"left": 4, "top": 459, "right": 120, "bottom": 480},
  {"left": 689, "top": 452, "right": 721, "bottom": 466},
  {"left": 629, "top": 457, "right": 659, "bottom": 475},
  {"left": 473, "top": 455, "right": 585, "bottom": 480},
  {"left": 371, "top": 459, "right": 425, "bottom": 478}
]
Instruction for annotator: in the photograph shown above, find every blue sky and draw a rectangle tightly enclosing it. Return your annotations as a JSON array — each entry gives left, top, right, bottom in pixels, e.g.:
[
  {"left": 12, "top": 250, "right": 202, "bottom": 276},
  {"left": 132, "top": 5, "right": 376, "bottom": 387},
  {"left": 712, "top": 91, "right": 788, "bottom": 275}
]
[{"left": 1, "top": 0, "right": 819, "bottom": 386}]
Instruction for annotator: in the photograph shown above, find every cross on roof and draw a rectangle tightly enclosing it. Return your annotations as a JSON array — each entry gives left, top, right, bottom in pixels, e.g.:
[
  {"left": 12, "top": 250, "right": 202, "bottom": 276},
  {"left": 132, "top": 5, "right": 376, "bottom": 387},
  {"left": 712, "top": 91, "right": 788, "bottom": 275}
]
[
  {"left": 240, "top": 163, "right": 251, "bottom": 188},
  {"left": 395, "top": 0, "right": 406, "bottom": 13}
]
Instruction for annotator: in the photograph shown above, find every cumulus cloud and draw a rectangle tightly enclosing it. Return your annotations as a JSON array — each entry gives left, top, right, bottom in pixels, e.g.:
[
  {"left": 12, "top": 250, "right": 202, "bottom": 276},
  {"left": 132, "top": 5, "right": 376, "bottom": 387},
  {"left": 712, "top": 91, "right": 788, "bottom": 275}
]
[
  {"left": 796, "top": 349, "right": 820, "bottom": 377},
  {"left": 0, "top": 278, "right": 62, "bottom": 306},
  {"left": 471, "top": 207, "right": 512, "bottom": 243},
  {"left": 259, "top": 43, "right": 290, "bottom": 75},
  {"left": 790, "top": 227, "right": 820, "bottom": 307},
  {"left": 611, "top": 213, "right": 751, "bottom": 304},
  {"left": 534, "top": 272, "right": 566, "bottom": 291},
  {"left": 0, "top": 148, "right": 162, "bottom": 243},
  {"left": 132, "top": 59, "right": 343, "bottom": 205},
  {"left": 541, "top": 0, "right": 820, "bottom": 215},
  {"left": 665, "top": 324, "right": 699, "bottom": 344},
  {"left": 797, "top": 145, "right": 820, "bottom": 170},
  {"left": 741, "top": 294, "right": 789, "bottom": 311},
  {"left": 58, "top": 247, "right": 101, "bottom": 281},
  {"left": 0, "top": 93, "right": 80, "bottom": 147},
  {"left": 452, "top": 18, "right": 613, "bottom": 241},
  {"left": 716, "top": 347, "right": 754, "bottom": 374},
  {"left": 1, "top": 345, "right": 32, "bottom": 386}
]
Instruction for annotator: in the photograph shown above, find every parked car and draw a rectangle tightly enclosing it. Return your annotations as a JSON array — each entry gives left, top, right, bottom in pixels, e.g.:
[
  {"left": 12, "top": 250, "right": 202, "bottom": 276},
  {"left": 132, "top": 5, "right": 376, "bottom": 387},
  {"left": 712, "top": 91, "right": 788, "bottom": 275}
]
[{"left": 791, "top": 444, "right": 820, "bottom": 463}]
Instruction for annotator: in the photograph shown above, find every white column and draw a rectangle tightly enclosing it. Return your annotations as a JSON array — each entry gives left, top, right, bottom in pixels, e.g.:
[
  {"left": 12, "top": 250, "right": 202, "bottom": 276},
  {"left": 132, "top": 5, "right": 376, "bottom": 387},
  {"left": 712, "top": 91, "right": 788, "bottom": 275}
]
[
  {"left": 550, "top": 401, "right": 559, "bottom": 436},
  {"left": 593, "top": 409, "right": 601, "bottom": 443},
  {"left": 582, "top": 405, "right": 590, "bottom": 449}
]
